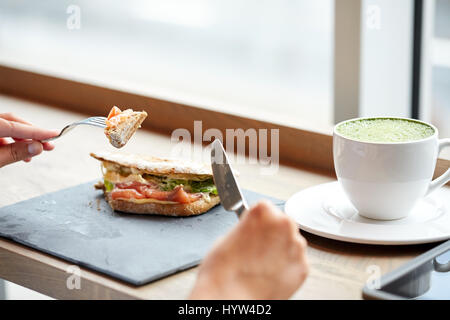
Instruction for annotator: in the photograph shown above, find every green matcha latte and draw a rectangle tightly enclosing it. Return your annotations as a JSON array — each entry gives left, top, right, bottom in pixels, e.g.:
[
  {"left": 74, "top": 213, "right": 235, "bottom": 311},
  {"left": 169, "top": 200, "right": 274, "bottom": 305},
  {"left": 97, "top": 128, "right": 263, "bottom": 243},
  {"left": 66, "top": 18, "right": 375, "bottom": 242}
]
[{"left": 336, "top": 118, "right": 435, "bottom": 143}]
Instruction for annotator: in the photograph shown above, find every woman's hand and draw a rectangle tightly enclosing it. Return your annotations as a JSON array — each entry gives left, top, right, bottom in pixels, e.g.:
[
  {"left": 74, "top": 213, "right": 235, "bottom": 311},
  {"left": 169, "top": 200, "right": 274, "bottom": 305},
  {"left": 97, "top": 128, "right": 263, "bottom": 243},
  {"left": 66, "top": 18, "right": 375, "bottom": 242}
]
[
  {"left": 189, "top": 200, "right": 309, "bottom": 300},
  {"left": 0, "top": 113, "right": 58, "bottom": 168}
]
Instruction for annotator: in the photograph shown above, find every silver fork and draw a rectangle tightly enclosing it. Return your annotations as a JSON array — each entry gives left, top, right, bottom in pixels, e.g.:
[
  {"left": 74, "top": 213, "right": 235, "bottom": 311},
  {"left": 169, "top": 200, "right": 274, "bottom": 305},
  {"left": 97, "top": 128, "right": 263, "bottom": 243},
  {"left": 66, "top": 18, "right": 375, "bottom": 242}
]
[{"left": 41, "top": 116, "right": 107, "bottom": 142}]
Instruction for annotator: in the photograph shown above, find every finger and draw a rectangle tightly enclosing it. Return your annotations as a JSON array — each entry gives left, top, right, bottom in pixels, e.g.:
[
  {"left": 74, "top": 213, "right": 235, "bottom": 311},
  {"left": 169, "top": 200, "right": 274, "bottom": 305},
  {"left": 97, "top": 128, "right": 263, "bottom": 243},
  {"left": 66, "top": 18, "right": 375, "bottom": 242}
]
[
  {"left": 11, "top": 138, "right": 54, "bottom": 151},
  {"left": 0, "top": 141, "right": 43, "bottom": 168},
  {"left": 248, "top": 200, "right": 283, "bottom": 219},
  {"left": 0, "top": 118, "right": 59, "bottom": 141},
  {"left": 42, "top": 141, "right": 55, "bottom": 151},
  {"left": 0, "top": 113, "right": 32, "bottom": 125},
  {"left": 0, "top": 139, "right": 40, "bottom": 159}
]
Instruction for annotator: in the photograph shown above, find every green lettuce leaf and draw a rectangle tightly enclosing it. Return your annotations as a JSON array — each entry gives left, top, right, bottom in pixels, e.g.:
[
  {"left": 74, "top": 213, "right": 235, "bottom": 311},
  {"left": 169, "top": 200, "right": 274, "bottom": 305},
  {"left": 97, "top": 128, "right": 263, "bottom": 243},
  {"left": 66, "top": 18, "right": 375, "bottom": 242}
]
[
  {"left": 160, "top": 179, "right": 187, "bottom": 191},
  {"left": 159, "top": 178, "right": 217, "bottom": 195},
  {"left": 190, "top": 180, "right": 218, "bottom": 195},
  {"left": 104, "top": 179, "right": 115, "bottom": 192}
]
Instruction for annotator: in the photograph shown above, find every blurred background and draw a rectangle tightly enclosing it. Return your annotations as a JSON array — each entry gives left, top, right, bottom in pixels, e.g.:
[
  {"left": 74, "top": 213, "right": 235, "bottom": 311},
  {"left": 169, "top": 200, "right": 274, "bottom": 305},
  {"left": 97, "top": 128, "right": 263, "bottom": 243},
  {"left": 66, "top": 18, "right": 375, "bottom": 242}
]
[
  {"left": 0, "top": 0, "right": 449, "bottom": 299},
  {"left": 0, "top": 0, "right": 449, "bottom": 134},
  {"left": 0, "top": 0, "right": 334, "bottom": 131}
]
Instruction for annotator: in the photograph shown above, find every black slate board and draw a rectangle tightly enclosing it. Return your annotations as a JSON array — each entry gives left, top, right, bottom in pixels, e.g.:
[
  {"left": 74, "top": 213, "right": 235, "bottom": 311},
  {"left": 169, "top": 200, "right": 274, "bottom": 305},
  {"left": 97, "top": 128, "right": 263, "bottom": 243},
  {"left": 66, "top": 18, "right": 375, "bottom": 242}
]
[{"left": 0, "top": 181, "right": 284, "bottom": 286}]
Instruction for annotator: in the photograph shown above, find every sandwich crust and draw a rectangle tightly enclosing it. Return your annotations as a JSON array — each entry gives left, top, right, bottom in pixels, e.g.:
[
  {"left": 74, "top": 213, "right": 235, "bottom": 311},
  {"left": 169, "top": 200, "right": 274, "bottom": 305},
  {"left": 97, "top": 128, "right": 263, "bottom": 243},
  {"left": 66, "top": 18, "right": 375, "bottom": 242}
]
[
  {"left": 105, "top": 111, "right": 147, "bottom": 148},
  {"left": 105, "top": 191, "right": 220, "bottom": 216},
  {"left": 90, "top": 151, "right": 213, "bottom": 178}
]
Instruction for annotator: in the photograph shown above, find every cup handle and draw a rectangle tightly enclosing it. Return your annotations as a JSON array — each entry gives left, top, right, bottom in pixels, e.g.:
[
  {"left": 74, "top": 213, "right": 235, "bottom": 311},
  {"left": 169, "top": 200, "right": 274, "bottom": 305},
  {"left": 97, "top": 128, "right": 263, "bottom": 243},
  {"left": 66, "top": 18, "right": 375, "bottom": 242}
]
[{"left": 426, "top": 138, "right": 450, "bottom": 196}]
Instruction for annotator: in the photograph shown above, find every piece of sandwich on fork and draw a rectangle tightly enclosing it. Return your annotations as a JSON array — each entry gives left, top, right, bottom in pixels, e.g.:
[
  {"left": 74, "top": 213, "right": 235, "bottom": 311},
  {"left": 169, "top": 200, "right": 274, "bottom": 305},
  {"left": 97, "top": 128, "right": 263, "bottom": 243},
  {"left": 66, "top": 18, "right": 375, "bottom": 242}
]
[
  {"left": 104, "top": 106, "right": 148, "bottom": 148},
  {"left": 90, "top": 151, "right": 221, "bottom": 216}
]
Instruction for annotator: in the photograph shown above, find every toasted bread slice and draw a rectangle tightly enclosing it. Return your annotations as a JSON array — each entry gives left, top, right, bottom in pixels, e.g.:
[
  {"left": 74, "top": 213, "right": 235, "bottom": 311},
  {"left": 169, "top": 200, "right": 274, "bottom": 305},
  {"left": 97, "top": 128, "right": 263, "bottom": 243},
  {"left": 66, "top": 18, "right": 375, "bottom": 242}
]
[
  {"left": 90, "top": 151, "right": 213, "bottom": 180},
  {"left": 104, "top": 191, "right": 220, "bottom": 216},
  {"left": 104, "top": 107, "right": 147, "bottom": 148}
]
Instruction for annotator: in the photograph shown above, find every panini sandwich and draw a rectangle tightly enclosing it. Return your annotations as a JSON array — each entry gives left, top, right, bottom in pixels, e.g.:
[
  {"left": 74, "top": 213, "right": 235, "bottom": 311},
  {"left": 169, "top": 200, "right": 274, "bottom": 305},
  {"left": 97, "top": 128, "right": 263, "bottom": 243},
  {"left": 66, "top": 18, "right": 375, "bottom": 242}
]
[{"left": 91, "top": 151, "right": 220, "bottom": 216}]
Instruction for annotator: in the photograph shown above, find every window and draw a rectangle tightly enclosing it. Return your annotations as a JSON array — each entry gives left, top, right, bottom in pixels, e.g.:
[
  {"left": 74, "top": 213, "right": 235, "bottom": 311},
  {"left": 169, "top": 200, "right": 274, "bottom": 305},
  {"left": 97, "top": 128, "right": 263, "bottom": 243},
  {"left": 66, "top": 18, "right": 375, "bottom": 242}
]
[
  {"left": 419, "top": 0, "right": 450, "bottom": 158},
  {"left": 0, "top": 0, "right": 448, "bottom": 152},
  {"left": 431, "top": 0, "right": 450, "bottom": 138},
  {"left": 0, "top": 0, "right": 334, "bottom": 131}
]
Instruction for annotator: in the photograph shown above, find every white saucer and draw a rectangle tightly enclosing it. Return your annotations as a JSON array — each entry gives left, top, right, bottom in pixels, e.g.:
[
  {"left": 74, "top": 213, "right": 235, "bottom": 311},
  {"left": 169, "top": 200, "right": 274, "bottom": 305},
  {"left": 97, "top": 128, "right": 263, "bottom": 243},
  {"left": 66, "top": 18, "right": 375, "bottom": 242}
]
[{"left": 285, "top": 181, "right": 450, "bottom": 245}]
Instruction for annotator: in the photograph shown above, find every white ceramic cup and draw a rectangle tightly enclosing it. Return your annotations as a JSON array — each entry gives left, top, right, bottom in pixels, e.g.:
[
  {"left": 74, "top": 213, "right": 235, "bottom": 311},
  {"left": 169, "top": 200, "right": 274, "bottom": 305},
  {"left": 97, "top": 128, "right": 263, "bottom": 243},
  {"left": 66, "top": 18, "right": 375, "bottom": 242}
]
[{"left": 333, "top": 117, "right": 450, "bottom": 220}]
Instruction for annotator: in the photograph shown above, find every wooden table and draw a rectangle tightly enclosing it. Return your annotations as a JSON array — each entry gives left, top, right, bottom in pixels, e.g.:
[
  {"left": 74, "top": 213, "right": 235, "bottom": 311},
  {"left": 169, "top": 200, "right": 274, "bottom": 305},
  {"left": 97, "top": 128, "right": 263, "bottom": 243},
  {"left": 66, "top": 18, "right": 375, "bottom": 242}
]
[{"left": 0, "top": 94, "right": 439, "bottom": 299}]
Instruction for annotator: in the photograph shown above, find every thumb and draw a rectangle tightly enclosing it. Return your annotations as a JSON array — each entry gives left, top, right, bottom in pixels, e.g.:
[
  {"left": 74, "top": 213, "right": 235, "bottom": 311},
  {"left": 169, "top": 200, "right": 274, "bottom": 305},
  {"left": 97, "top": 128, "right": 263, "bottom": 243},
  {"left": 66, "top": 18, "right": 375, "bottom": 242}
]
[{"left": 0, "top": 140, "right": 43, "bottom": 168}]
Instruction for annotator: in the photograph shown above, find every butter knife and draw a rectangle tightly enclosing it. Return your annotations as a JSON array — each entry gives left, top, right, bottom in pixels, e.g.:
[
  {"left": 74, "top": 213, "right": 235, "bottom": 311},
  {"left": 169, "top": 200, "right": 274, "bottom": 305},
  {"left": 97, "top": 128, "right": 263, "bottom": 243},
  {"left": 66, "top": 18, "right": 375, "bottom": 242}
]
[{"left": 211, "top": 139, "right": 248, "bottom": 217}]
